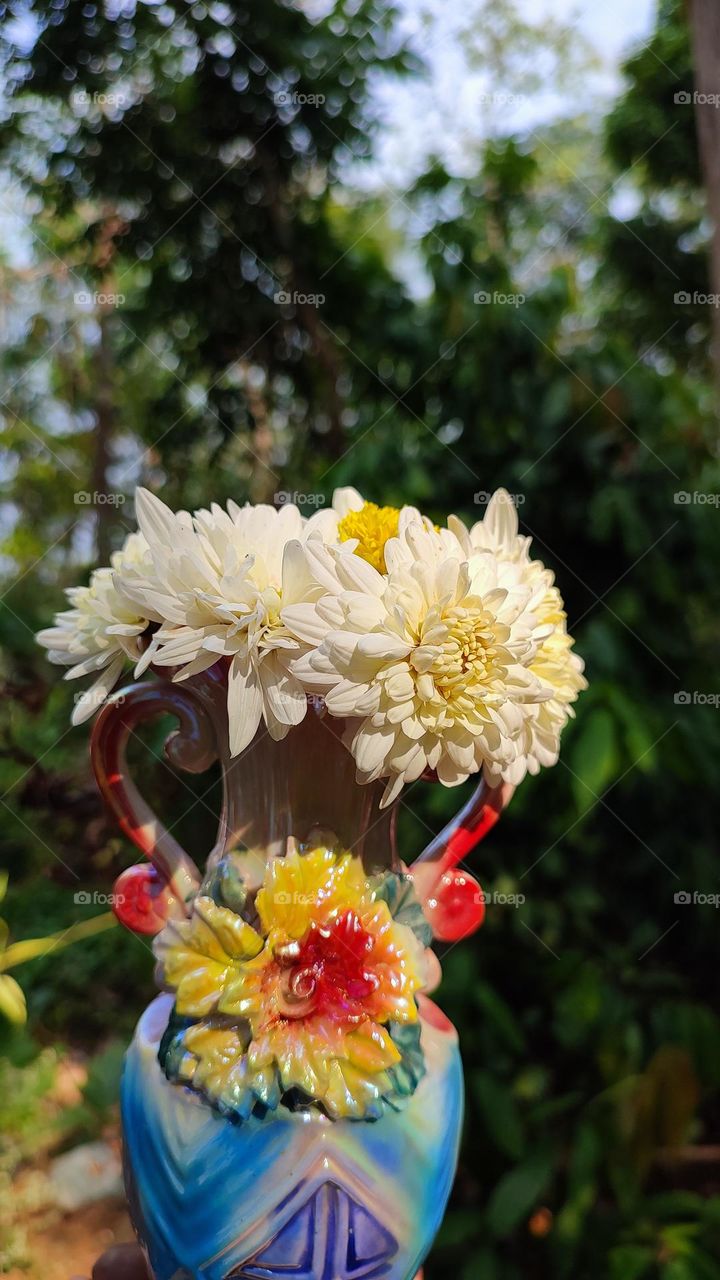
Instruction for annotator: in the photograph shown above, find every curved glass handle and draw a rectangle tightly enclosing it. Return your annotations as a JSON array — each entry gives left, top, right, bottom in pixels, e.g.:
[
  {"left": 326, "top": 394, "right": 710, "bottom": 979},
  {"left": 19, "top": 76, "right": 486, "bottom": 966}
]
[
  {"left": 90, "top": 681, "right": 219, "bottom": 930},
  {"left": 407, "top": 779, "right": 514, "bottom": 942}
]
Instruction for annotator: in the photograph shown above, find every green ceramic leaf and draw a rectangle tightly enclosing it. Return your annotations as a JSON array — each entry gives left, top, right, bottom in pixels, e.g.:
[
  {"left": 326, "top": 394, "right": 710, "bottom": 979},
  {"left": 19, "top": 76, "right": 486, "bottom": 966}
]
[
  {"left": 373, "top": 872, "right": 433, "bottom": 947},
  {"left": 383, "top": 1019, "right": 426, "bottom": 1109},
  {"left": 203, "top": 854, "right": 249, "bottom": 916}
]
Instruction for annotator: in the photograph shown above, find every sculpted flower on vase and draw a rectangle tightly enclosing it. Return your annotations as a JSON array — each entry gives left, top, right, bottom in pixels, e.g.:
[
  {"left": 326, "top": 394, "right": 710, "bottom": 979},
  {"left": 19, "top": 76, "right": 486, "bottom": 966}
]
[{"left": 155, "top": 844, "right": 427, "bottom": 1121}]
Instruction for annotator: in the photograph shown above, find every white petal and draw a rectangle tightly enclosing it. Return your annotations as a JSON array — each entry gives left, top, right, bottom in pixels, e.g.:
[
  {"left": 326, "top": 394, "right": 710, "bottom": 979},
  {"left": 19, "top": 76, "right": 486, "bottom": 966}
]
[
  {"left": 356, "top": 633, "right": 412, "bottom": 660},
  {"left": 259, "top": 654, "right": 307, "bottom": 727},
  {"left": 227, "top": 654, "right": 263, "bottom": 756},
  {"left": 71, "top": 653, "right": 125, "bottom": 725},
  {"left": 352, "top": 724, "right": 394, "bottom": 774},
  {"left": 332, "top": 486, "right": 364, "bottom": 517},
  {"left": 484, "top": 488, "right": 519, "bottom": 547},
  {"left": 281, "top": 603, "right": 330, "bottom": 646}
]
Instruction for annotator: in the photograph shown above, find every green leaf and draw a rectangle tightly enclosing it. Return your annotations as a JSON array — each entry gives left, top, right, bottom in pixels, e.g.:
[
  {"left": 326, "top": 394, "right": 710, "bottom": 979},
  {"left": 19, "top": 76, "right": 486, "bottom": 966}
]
[
  {"left": 0, "top": 973, "right": 27, "bottom": 1024},
  {"left": 485, "top": 1148, "right": 555, "bottom": 1237},
  {"left": 472, "top": 1069, "right": 524, "bottom": 1159},
  {"left": 570, "top": 707, "right": 619, "bottom": 814},
  {"left": 473, "top": 982, "right": 526, "bottom": 1054},
  {"left": 608, "top": 1245, "right": 655, "bottom": 1280}
]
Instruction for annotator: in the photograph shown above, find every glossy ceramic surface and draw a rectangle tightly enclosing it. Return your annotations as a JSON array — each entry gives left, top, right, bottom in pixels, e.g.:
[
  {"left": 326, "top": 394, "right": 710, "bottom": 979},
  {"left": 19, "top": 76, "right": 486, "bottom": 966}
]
[{"left": 123, "top": 994, "right": 463, "bottom": 1280}]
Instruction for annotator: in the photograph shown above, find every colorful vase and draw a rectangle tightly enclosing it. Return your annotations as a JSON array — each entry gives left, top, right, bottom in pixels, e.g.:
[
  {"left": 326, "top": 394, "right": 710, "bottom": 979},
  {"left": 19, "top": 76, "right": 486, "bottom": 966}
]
[{"left": 91, "top": 667, "right": 509, "bottom": 1280}]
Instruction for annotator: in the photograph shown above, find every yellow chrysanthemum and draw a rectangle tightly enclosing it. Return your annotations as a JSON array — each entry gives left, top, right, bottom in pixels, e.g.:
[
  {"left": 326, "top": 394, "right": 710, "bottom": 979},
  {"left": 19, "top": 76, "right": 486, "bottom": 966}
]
[{"left": 337, "top": 501, "right": 400, "bottom": 573}]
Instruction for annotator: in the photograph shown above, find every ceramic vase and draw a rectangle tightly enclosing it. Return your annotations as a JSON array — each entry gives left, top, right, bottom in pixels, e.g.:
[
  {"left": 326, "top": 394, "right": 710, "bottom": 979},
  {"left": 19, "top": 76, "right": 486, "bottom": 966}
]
[{"left": 91, "top": 666, "right": 507, "bottom": 1280}]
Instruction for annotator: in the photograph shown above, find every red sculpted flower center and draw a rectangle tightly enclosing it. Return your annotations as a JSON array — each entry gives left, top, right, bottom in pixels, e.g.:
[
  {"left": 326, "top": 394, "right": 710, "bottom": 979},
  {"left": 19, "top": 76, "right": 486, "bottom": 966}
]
[{"left": 274, "top": 910, "right": 379, "bottom": 1022}]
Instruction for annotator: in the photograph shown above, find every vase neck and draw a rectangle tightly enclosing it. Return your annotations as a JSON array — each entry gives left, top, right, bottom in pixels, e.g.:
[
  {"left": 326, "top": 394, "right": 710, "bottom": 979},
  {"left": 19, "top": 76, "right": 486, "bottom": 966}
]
[{"left": 188, "top": 673, "right": 399, "bottom": 880}]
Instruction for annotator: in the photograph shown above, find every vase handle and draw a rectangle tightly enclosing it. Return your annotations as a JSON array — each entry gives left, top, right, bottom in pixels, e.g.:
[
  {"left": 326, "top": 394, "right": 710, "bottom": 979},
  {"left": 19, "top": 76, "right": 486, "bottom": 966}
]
[
  {"left": 406, "top": 778, "right": 514, "bottom": 942},
  {"left": 90, "top": 681, "right": 218, "bottom": 933}
]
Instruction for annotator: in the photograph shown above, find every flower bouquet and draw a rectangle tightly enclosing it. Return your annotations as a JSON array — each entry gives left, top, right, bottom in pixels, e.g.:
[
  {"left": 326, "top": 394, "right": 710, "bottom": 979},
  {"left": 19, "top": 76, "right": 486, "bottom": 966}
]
[{"left": 38, "top": 487, "right": 584, "bottom": 1280}]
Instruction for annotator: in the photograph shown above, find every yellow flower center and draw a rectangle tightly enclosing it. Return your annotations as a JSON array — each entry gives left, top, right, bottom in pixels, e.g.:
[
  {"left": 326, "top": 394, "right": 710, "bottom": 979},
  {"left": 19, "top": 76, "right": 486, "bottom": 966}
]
[
  {"left": 417, "top": 604, "right": 503, "bottom": 702},
  {"left": 337, "top": 501, "right": 400, "bottom": 573}
]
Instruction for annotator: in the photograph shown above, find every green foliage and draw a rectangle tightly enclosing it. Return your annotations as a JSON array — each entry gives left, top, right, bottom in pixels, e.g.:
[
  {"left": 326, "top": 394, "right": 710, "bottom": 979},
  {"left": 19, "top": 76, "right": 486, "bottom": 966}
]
[{"left": 0, "top": 0, "right": 718, "bottom": 1276}]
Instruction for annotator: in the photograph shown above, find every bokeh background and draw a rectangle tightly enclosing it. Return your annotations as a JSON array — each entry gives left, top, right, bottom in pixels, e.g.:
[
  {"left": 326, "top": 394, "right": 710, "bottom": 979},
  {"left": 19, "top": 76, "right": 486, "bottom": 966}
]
[{"left": 1, "top": 0, "right": 720, "bottom": 1276}]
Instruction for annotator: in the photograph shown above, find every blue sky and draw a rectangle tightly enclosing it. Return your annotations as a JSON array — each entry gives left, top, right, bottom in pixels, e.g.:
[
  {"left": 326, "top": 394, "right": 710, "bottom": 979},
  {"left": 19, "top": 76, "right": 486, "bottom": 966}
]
[{"left": 362, "top": 0, "right": 658, "bottom": 187}]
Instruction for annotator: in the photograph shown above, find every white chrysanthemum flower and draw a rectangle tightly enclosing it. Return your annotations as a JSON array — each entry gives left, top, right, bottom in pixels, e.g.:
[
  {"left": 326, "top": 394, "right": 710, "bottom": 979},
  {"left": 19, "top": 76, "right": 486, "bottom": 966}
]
[
  {"left": 449, "top": 490, "right": 587, "bottom": 781},
  {"left": 119, "top": 490, "right": 326, "bottom": 756},
  {"left": 37, "top": 532, "right": 151, "bottom": 724},
  {"left": 286, "top": 519, "right": 554, "bottom": 806}
]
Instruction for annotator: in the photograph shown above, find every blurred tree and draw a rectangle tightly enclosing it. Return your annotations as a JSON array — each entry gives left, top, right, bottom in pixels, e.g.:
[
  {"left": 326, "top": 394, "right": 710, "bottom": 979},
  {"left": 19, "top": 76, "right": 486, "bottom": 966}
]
[
  {"left": 689, "top": 0, "right": 720, "bottom": 387},
  {"left": 0, "top": 0, "right": 418, "bottom": 525}
]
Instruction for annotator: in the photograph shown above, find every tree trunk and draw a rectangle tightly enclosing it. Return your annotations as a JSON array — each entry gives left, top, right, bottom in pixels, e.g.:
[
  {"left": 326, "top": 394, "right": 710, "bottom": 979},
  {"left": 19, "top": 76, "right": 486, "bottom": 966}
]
[{"left": 689, "top": 0, "right": 720, "bottom": 399}]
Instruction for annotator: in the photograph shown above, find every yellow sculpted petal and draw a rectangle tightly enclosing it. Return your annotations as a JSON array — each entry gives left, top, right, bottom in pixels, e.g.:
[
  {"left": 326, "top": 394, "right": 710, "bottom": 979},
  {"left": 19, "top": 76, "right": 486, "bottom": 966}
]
[
  {"left": 323, "top": 1060, "right": 388, "bottom": 1120},
  {"left": 256, "top": 846, "right": 370, "bottom": 938},
  {"left": 344, "top": 1022, "right": 401, "bottom": 1073},
  {"left": 155, "top": 895, "right": 263, "bottom": 1017},
  {"left": 218, "top": 949, "right": 270, "bottom": 1021},
  {"left": 193, "top": 897, "right": 264, "bottom": 961},
  {"left": 180, "top": 1020, "right": 281, "bottom": 1115}
]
